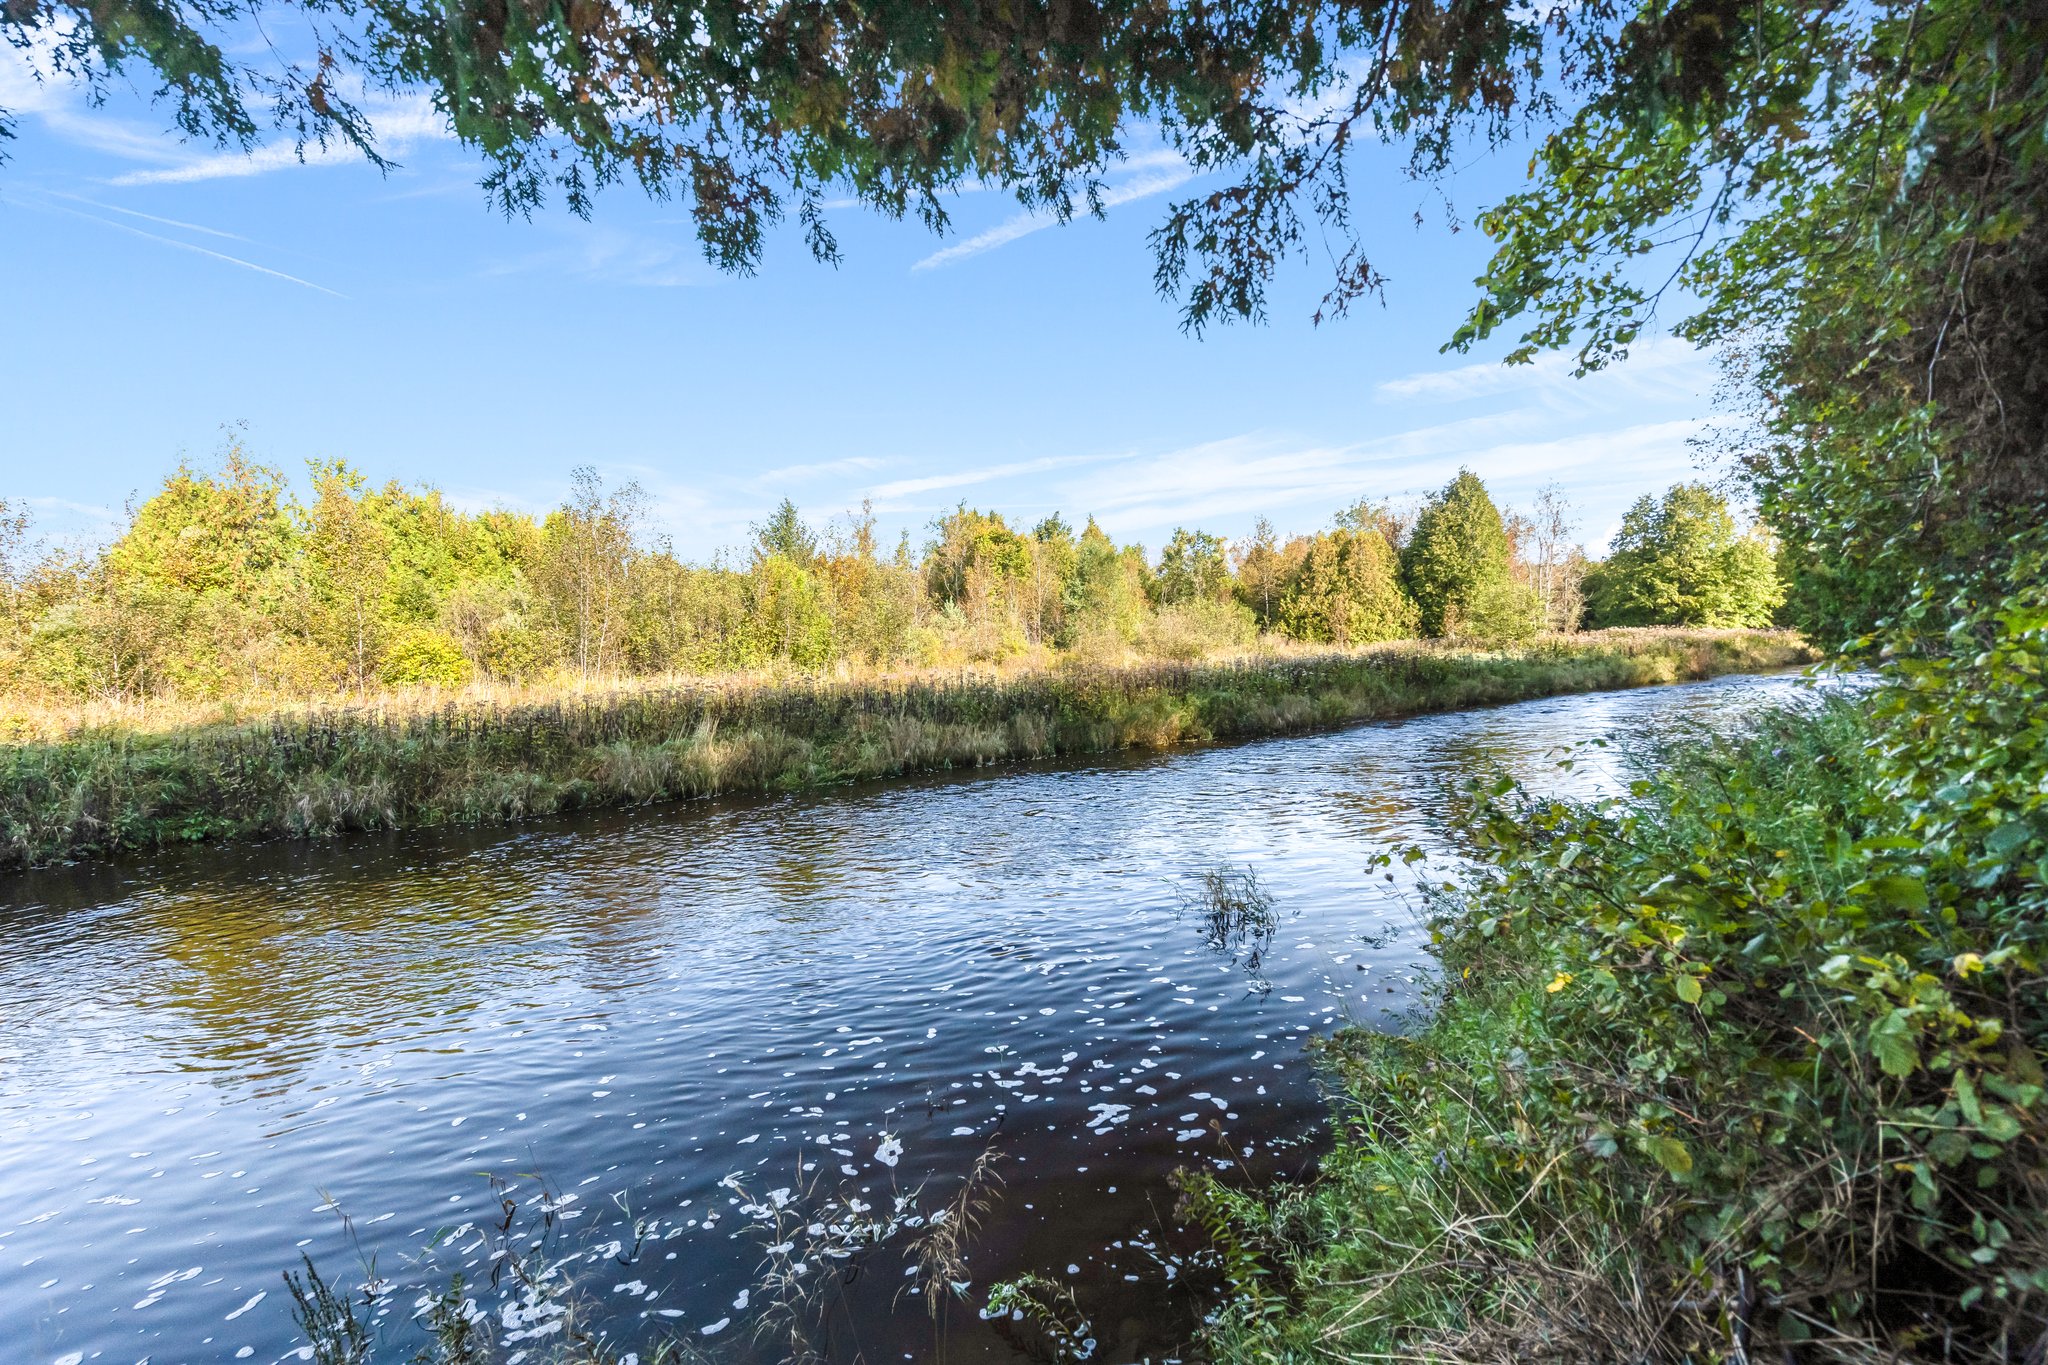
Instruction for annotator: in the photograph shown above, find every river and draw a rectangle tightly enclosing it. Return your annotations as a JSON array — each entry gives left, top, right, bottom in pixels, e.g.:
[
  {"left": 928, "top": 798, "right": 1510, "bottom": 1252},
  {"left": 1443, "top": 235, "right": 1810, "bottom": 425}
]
[{"left": 0, "top": 669, "right": 1818, "bottom": 1365}]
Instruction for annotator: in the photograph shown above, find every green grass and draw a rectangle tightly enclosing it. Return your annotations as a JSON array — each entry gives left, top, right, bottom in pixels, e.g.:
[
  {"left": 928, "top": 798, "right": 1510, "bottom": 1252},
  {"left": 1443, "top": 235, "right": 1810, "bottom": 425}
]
[{"left": 0, "top": 628, "right": 1810, "bottom": 870}]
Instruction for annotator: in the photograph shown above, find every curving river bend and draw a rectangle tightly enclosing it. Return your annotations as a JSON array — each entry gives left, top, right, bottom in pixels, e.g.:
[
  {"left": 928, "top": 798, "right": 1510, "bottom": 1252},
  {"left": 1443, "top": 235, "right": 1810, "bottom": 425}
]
[{"left": 0, "top": 670, "right": 1814, "bottom": 1365}]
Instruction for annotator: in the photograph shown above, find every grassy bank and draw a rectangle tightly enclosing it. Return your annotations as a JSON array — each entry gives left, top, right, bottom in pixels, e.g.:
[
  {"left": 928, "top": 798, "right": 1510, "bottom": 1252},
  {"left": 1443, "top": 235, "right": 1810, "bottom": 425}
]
[
  {"left": 0, "top": 628, "right": 1807, "bottom": 870},
  {"left": 1191, "top": 680, "right": 2048, "bottom": 1360}
]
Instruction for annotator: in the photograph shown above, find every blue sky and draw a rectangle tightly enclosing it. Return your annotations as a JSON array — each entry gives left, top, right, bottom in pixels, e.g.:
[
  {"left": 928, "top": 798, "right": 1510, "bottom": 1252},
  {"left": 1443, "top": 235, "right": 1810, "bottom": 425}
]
[{"left": 0, "top": 55, "right": 1726, "bottom": 561}]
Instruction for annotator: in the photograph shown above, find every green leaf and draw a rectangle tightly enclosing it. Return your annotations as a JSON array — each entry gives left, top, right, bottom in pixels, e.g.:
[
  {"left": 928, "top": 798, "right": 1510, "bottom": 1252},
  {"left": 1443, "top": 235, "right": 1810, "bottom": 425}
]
[
  {"left": 1648, "top": 1136, "right": 1693, "bottom": 1176},
  {"left": 1675, "top": 974, "right": 1703, "bottom": 1004},
  {"left": 1869, "top": 874, "right": 1930, "bottom": 911},
  {"left": 1979, "top": 1108, "right": 2023, "bottom": 1143},
  {"left": 1869, "top": 1010, "right": 1921, "bottom": 1078},
  {"left": 1985, "top": 821, "right": 2031, "bottom": 857}
]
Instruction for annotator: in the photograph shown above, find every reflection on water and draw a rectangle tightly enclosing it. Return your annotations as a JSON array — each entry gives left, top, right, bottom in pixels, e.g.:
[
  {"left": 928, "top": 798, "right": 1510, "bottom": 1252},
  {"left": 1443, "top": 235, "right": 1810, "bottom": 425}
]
[{"left": 0, "top": 671, "right": 1815, "bottom": 1364}]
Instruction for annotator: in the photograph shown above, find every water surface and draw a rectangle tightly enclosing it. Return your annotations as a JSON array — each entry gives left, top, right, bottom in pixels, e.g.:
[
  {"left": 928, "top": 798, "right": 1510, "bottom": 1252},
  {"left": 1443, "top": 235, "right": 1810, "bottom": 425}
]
[{"left": 0, "top": 671, "right": 1813, "bottom": 1364}]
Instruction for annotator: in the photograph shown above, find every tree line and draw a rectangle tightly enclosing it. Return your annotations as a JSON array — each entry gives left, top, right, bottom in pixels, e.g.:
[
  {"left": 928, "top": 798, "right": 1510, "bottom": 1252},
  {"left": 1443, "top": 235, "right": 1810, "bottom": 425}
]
[{"left": 0, "top": 449, "right": 1781, "bottom": 703}]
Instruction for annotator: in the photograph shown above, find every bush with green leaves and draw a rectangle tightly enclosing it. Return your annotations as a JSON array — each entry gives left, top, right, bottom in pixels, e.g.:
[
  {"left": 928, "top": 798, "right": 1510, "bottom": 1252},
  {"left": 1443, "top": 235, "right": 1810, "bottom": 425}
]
[
  {"left": 1198, "top": 555, "right": 2048, "bottom": 1361},
  {"left": 379, "top": 626, "right": 473, "bottom": 688},
  {"left": 1447, "top": 576, "right": 1543, "bottom": 647}
]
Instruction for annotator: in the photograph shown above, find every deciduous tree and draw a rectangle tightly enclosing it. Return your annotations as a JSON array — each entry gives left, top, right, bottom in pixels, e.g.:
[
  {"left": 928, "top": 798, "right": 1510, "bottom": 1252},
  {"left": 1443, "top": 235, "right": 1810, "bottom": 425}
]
[
  {"left": 1155, "top": 528, "right": 1231, "bottom": 607},
  {"left": 1586, "top": 484, "right": 1781, "bottom": 629}
]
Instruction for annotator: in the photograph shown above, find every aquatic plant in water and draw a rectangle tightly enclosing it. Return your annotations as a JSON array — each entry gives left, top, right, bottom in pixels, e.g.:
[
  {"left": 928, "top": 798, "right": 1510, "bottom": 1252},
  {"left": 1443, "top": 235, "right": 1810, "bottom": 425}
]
[{"left": 1181, "top": 865, "right": 1283, "bottom": 992}]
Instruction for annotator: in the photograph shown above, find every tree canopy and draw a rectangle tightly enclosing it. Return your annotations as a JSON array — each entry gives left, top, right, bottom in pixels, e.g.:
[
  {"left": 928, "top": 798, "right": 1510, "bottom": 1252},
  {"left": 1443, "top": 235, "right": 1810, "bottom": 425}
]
[
  {"left": 1586, "top": 483, "right": 1781, "bottom": 630},
  {"left": 0, "top": 452, "right": 1705, "bottom": 703},
  {"left": 1280, "top": 525, "right": 1414, "bottom": 645}
]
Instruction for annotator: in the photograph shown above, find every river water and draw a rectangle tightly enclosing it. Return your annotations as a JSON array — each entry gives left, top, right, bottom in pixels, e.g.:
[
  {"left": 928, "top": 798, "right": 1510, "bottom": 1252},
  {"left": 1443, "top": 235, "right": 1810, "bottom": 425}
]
[{"left": 0, "top": 670, "right": 1816, "bottom": 1365}]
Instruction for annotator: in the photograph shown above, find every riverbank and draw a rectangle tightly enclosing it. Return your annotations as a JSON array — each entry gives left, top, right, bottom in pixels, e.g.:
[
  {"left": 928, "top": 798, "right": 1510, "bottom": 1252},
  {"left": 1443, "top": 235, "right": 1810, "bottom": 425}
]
[
  {"left": 0, "top": 627, "right": 1810, "bottom": 869},
  {"left": 1193, "top": 670, "right": 2048, "bottom": 1361}
]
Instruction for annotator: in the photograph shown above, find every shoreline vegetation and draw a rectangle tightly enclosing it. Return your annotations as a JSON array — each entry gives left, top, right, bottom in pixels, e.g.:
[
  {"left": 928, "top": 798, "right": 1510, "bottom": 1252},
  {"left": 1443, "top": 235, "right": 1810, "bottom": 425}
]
[
  {"left": 1196, "top": 643, "right": 2048, "bottom": 1362},
  {"left": 0, "top": 627, "right": 1807, "bottom": 871}
]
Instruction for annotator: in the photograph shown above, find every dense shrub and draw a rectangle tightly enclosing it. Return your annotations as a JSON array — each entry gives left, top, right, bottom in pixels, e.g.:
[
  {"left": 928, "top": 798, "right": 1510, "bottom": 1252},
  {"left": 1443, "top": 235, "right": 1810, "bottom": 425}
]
[
  {"left": 1198, "top": 558, "right": 2048, "bottom": 1362},
  {"left": 1141, "top": 598, "right": 1259, "bottom": 660},
  {"left": 379, "top": 626, "right": 473, "bottom": 687},
  {"left": 1280, "top": 527, "right": 1416, "bottom": 644},
  {"left": 1447, "top": 576, "right": 1543, "bottom": 647}
]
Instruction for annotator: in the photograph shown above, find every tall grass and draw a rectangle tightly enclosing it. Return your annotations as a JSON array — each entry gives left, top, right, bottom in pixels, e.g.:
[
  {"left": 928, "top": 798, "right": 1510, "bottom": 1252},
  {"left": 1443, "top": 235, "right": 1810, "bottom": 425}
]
[{"left": 0, "top": 628, "right": 1810, "bottom": 870}]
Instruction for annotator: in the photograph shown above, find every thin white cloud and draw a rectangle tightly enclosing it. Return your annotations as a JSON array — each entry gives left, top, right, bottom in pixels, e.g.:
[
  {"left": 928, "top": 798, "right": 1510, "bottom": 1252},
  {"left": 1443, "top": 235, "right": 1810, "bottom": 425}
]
[
  {"left": 1063, "top": 405, "right": 1592, "bottom": 520},
  {"left": 5, "top": 36, "right": 450, "bottom": 183},
  {"left": 484, "top": 225, "right": 703, "bottom": 288},
  {"left": 912, "top": 155, "right": 1195, "bottom": 270},
  {"left": 24, "top": 494, "right": 121, "bottom": 523},
  {"left": 1052, "top": 417, "right": 1706, "bottom": 553},
  {"left": 15, "top": 195, "right": 346, "bottom": 296},
  {"left": 754, "top": 455, "right": 896, "bottom": 487},
  {"left": 108, "top": 94, "right": 447, "bottom": 185},
  {"left": 1377, "top": 334, "right": 1705, "bottom": 401},
  {"left": 865, "top": 453, "right": 1107, "bottom": 502},
  {"left": 40, "top": 189, "right": 254, "bottom": 242},
  {"left": 0, "top": 40, "right": 203, "bottom": 164},
  {"left": 110, "top": 140, "right": 348, "bottom": 186}
]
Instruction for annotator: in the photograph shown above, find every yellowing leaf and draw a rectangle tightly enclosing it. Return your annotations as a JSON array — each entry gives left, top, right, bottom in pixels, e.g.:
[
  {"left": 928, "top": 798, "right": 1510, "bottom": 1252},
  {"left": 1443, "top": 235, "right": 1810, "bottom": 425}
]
[
  {"left": 1649, "top": 1136, "right": 1693, "bottom": 1176},
  {"left": 1546, "top": 971, "right": 1573, "bottom": 994}
]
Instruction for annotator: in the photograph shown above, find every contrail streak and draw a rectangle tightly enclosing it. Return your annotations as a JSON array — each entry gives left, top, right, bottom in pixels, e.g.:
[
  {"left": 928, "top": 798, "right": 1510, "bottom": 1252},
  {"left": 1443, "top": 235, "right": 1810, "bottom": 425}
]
[{"left": 11, "top": 195, "right": 347, "bottom": 297}]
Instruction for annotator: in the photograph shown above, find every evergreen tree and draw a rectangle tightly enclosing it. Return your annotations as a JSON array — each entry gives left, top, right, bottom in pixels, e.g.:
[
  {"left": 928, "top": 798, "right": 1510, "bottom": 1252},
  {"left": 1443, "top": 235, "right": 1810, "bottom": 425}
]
[
  {"left": 752, "top": 498, "right": 818, "bottom": 567},
  {"left": 1400, "top": 470, "right": 1513, "bottom": 637},
  {"left": 1280, "top": 528, "right": 1417, "bottom": 645}
]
